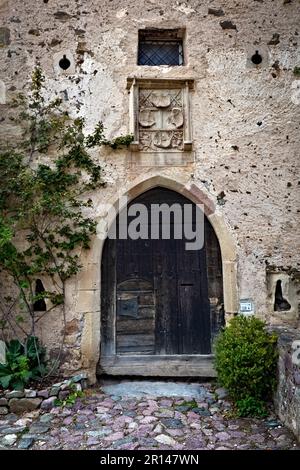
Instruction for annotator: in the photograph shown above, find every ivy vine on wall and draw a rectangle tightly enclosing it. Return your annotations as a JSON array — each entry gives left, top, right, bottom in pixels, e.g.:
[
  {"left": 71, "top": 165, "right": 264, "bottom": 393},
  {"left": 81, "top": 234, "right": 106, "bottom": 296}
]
[{"left": 0, "top": 67, "right": 133, "bottom": 378}]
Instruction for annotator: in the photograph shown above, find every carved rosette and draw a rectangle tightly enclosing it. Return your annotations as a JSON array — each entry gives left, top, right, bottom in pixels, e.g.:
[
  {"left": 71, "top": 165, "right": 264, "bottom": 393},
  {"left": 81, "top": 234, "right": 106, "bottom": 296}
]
[{"left": 127, "top": 79, "right": 193, "bottom": 153}]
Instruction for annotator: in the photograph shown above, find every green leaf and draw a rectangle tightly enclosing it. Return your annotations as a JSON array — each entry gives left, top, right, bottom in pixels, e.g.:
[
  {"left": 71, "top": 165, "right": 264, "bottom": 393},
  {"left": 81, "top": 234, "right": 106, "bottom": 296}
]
[
  {"left": 19, "top": 280, "right": 29, "bottom": 289},
  {"left": 0, "top": 363, "right": 12, "bottom": 375},
  {"left": 11, "top": 379, "right": 25, "bottom": 391},
  {"left": 7, "top": 339, "right": 23, "bottom": 358},
  {"left": 0, "top": 374, "right": 12, "bottom": 388}
]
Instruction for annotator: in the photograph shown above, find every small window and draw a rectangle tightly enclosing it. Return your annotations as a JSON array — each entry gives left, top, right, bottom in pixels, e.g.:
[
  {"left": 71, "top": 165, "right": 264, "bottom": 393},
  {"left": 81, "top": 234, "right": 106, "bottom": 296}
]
[
  {"left": 33, "top": 279, "right": 47, "bottom": 312},
  {"left": 138, "top": 29, "right": 184, "bottom": 66}
]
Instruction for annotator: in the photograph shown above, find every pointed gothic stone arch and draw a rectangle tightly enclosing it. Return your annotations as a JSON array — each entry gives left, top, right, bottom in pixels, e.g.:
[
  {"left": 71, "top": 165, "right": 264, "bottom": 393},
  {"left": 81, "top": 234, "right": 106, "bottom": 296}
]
[{"left": 78, "top": 175, "right": 238, "bottom": 382}]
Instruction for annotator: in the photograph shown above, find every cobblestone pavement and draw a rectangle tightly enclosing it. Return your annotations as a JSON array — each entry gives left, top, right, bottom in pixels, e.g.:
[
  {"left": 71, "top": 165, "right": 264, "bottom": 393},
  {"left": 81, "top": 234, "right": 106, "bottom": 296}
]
[{"left": 0, "top": 383, "right": 299, "bottom": 450}]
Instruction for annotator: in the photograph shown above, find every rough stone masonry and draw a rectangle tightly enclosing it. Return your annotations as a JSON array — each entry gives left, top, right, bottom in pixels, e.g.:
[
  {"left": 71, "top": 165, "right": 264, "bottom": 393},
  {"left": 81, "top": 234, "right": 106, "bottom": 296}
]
[{"left": 0, "top": 0, "right": 299, "bottom": 380}]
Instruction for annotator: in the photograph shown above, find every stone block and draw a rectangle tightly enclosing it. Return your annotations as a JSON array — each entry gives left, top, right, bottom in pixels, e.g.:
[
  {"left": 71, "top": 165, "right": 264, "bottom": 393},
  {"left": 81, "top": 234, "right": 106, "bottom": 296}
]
[
  {"left": 50, "top": 385, "right": 61, "bottom": 396},
  {"left": 222, "top": 261, "right": 239, "bottom": 315},
  {"left": 81, "top": 311, "right": 100, "bottom": 383},
  {"left": 58, "top": 390, "right": 69, "bottom": 400},
  {"left": 75, "top": 290, "right": 99, "bottom": 313},
  {"left": 1, "top": 434, "right": 17, "bottom": 446},
  {"left": 18, "top": 437, "right": 34, "bottom": 449},
  {"left": 77, "top": 263, "right": 100, "bottom": 291},
  {"left": 37, "top": 389, "right": 49, "bottom": 399},
  {"left": 6, "top": 390, "right": 24, "bottom": 399},
  {"left": 40, "top": 396, "right": 57, "bottom": 410},
  {"left": 9, "top": 398, "right": 42, "bottom": 414},
  {"left": 207, "top": 213, "right": 237, "bottom": 263},
  {"left": 71, "top": 373, "right": 87, "bottom": 383},
  {"left": 24, "top": 389, "right": 37, "bottom": 398},
  {"left": 275, "top": 328, "right": 300, "bottom": 443}
]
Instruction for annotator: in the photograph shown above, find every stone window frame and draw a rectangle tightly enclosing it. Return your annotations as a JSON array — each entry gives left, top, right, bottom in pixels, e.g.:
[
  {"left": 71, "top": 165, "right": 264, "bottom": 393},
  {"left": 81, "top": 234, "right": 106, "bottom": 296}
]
[
  {"left": 137, "top": 28, "right": 185, "bottom": 66},
  {"left": 127, "top": 77, "right": 194, "bottom": 152}
]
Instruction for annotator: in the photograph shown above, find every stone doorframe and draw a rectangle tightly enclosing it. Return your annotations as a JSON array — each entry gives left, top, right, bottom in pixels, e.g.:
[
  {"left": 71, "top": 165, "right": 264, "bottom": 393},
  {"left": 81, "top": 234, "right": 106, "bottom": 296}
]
[{"left": 77, "top": 174, "right": 238, "bottom": 382}]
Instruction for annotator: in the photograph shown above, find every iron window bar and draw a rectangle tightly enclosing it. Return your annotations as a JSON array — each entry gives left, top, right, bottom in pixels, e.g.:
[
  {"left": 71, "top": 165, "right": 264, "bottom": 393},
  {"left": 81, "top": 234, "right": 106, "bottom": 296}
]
[{"left": 138, "top": 40, "right": 184, "bottom": 66}]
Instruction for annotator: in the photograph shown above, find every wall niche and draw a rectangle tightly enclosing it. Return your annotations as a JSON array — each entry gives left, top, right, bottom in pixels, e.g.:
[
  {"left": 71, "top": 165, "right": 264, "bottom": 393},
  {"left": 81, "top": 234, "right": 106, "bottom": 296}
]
[{"left": 267, "top": 270, "right": 300, "bottom": 326}]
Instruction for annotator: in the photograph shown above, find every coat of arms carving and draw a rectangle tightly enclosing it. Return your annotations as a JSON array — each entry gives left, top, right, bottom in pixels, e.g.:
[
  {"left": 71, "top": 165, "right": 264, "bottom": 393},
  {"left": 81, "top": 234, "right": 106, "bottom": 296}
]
[{"left": 127, "top": 78, "right": 193, "bottom": 153}]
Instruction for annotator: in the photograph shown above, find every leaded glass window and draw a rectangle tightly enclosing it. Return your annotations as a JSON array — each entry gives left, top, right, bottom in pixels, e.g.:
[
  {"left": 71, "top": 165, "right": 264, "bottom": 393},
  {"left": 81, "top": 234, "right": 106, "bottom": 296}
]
[{"left": 138, "top": 29, "right": 184, "bottom": 66}]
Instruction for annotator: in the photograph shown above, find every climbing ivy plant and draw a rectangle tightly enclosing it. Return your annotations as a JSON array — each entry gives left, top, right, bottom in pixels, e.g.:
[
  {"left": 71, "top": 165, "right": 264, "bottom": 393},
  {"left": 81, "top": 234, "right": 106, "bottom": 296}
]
[{"left": 0, "top": 67, "right": 132, "bottom": 374}]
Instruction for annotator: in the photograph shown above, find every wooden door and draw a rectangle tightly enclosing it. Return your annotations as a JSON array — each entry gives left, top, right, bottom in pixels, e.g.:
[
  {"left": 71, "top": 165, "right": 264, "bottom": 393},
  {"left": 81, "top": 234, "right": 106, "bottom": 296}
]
[{"left": 99, "top": 188, "right": 222, "bottom": 377}]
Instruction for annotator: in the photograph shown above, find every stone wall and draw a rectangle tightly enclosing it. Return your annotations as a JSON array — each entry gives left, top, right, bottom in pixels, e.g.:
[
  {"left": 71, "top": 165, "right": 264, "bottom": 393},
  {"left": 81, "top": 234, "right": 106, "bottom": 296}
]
[
  {"left": 0, "top": 374, "right": 87, "bottom": 416},
  {"left": 275, "top": 328, "right": 300, "bottom": 442},
  {"left": 0, "top": 0, "right": 299, "bottom": 380}
]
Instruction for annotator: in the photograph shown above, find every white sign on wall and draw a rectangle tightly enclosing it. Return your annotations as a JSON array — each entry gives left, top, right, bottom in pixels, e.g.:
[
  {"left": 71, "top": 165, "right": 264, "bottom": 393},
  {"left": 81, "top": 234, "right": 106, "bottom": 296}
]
[{"left": 239, "top": 299, "right": 255, "bottom": 315}]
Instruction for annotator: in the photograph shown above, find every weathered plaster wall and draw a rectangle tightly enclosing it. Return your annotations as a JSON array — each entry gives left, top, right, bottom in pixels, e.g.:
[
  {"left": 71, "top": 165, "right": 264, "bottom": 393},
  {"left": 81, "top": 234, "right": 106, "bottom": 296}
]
[{"left": 0, "top": 0, "right": 299, "bottom": 379}]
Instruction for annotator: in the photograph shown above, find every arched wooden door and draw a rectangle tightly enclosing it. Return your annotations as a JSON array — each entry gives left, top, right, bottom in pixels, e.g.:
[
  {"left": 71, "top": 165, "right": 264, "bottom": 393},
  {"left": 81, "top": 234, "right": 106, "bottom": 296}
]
[{"left": 98, "top": 188, "right": 224, "bottom": 377}]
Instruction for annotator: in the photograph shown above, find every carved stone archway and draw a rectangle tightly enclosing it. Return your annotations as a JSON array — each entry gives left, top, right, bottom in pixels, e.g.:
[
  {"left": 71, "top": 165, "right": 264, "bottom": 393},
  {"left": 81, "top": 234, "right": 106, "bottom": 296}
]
[{"left": 77, "top": 174, "right": 238, "bottom": 382}]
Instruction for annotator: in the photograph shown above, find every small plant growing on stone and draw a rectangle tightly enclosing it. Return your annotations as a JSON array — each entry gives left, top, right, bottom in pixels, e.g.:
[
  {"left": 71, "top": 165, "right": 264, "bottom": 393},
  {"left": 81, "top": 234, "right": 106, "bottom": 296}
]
[
  {"left": 0, "top": 336, "right": 47, "bottom": 390},
  {"left": 104, "top": 133, "right": 134, "bottom": 149},
  {"left": 293, "top": 66, "right": 300, "bottom": 76},
  {"left": 54, "top": 383, "right": 84, "bottom": 407},
  {"left": 177, "top": 399, "right": 198, "bottom": 410},
  {"left": 214, "top": 315, "right": 278, "bottom": 417},
  {"left": 236, "top": 396, "right": 268, "bottom": 418}
]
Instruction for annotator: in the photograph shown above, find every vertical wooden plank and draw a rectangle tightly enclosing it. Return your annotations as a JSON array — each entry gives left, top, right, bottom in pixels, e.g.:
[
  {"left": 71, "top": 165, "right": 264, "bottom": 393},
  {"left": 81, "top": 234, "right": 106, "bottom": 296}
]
[
  {"left": 164, "top": 237, "right": 179, "bottom": 355},
  {"left": 154, "top": 236, "right": 179, "bottom": 355},
  {"left": 205, "top": 220, "right": 225, "bottom": 341},
  {"left": 101, "top": 237, "right": 116, "bottom": 356},
  {"left": 176, "top": 202, "right": 211, "bottom": 354},
  {"left": 197, "top": 240, "right": 212, "bottom": 354}
]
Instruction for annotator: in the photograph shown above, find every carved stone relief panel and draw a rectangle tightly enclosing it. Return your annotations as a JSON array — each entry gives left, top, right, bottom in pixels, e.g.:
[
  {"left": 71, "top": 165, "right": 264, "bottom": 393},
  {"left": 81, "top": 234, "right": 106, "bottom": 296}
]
[
  {"left": 138, "top": 89, "right": 184, "bottom": 151},
  {"left": 127, "top": 78, "right": 194, "bottom": 154}
]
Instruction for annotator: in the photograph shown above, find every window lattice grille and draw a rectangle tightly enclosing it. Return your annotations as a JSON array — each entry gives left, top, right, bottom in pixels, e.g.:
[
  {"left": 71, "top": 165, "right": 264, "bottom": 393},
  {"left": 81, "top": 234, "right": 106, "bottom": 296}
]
[{"left": 138, "top": 40, "right": 183, "bottom": 66}]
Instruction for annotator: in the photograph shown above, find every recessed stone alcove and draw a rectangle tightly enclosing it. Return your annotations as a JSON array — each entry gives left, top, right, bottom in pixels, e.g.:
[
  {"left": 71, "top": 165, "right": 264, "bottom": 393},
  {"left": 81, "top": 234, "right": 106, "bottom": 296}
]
[{"left": 267, "top": 271, "right": 300, "bottom": 326}]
